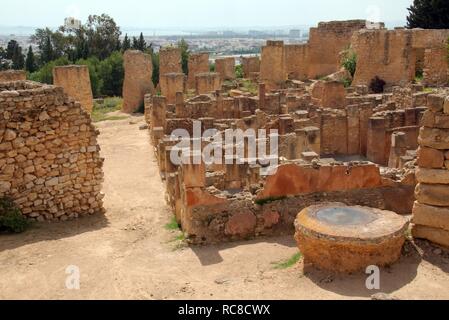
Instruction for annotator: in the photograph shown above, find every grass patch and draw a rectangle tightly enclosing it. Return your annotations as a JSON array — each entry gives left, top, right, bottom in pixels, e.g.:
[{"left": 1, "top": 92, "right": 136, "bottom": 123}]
[
  {"left": 240, "top": 79, "right": 258, "bottom": 95},
  {"left": 165, "top": 216, "right": 181, "bottom": 231},
  {"left": 91, "top": 97, "right": 126, "bottom": 122},
  {"left": 255, "top": 196, "right": 287, "bottom": 206},
  {"left": 0, "top": 198, "right": 30, "bottom": 233},
  {"left": 272, "top": 252, "right": 302, "bottom": 270}
]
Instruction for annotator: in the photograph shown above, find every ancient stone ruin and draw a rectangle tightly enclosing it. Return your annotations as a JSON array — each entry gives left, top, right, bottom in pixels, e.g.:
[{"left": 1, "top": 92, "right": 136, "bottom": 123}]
[
  {"left": 122, "top": 50, "right": 155, "bottom": 113},
  {"left": 0, "top": 70, "right": 27, "bottom": 83},
  {"left": 413, "top": 93, "right": 449, "bottom": 247},
  {"left": 53, "top": 65, "right": 94, "bottom": 113},
  {"left": 0, "top": 81, "right": 104, "bottom": 221}
]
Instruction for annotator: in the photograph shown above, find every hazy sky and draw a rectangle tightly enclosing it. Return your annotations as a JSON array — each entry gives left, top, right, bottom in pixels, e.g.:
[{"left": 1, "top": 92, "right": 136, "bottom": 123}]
[{"left": 0, "top": 0, "right": 413, "bottom": 28}]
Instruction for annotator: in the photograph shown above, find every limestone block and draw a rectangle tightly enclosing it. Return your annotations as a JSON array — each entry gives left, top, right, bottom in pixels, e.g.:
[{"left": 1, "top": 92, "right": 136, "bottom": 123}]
[
  {"left": 417, "top": 147, "right": 445, "bottom": 169},
  {"left": 415, "top": 183, "right": 449, "bottom": 207},
  {"left": 416, "top": 168, "right": 449, "bottom": 184},
  {"left": 0, "top": 70, "right": 26, "bottom": 82},
  {"left": 419, "top": 127, "right": 449, "bottom": 149},
  {"left": 412, "top": 225, "right": 449, "bottom": 247},
  {"left": 225, "top": 211, "right": 257, "bottom": 237},
  {"left": 413, "top": 202, "right": 449, "bottom": 232}
]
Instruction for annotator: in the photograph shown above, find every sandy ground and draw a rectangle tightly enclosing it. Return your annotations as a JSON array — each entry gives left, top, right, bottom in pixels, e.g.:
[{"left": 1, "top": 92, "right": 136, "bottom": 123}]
[{"left": 1, "top": 114, "right": 449, "bottom": 300}]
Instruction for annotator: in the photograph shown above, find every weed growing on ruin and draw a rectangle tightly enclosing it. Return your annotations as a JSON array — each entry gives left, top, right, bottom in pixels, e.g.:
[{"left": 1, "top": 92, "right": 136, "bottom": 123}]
[
  {"left": 341, "top": 48, "right": 357, "bottom": 78},
  {"left": 0, "top": 198, "right": 30, "bottom": 233},
  {"left": 272, "top": 252, "right": 302, "bottom": 270},
  {"left": 240, "top": 79, "right": 258, "bottom": 94},
  {"left": 165, "top": 217, "right": 181, "bottom": 231},
  {"left": 235, "top": 64, "right": 244, "bottom": 79}
]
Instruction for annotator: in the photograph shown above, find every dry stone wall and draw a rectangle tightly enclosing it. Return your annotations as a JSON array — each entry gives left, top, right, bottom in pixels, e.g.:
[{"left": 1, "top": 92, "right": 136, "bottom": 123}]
[
  {"left": 0, "top": 70, "right": 26, "bottom": 83},
  {"left": 0, "top": 81, "right": 104, "bottom": 221},
  {"left": 413, "top": 93, "right": 449, "bottom": 246}
]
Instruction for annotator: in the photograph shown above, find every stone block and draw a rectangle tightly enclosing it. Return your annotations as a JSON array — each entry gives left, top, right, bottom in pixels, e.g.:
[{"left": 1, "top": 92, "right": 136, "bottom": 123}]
[
  {"left": 415, "top": 183, "right": 449, "bottom": 207},
  {"left": 413, "top": 201, "right": 449, "bottom": 232},
  {"left": 412, "top": 225, "right": 449, "bottom": 247},
  {"left": 416, "top": 168, "right": 449, "bottom": 184},
  {"left": 427, "top": 94, "right": 445, "bottom": 113},
  {"left": 419, "top": 127, "right": 449, "bottom": 149},
  {"left": 417, "top": 147, "right": 445, "bottom": 169}
]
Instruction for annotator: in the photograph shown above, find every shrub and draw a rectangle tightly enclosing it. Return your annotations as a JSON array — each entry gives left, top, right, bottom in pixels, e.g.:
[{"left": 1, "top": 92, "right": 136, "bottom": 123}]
[
  {"left": 76, "top": 56, "right": 101, "bottom": 97},
  {"left": 235, "top": 64, "right": 244, "bottom": 78},
  {"left": 341, "top": 49, "right": 357, "bottom": 77},
  {"left": 0, "top": 198, "right": 30, "bottom": 233},
  {"left": 369, "top": 76, "right": 386, "bottom": 93},
  {"left": 28, "top": 56, "right": 70, "bottom": 84}
]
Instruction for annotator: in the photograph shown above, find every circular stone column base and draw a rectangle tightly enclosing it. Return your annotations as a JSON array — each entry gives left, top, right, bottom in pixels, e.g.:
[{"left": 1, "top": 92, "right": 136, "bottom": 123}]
[{"left": 294, "top": 203, "right": 409, "bottom": 274}]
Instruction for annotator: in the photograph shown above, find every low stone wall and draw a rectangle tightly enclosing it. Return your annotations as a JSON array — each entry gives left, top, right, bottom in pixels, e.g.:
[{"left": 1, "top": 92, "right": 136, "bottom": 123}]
[
  {"left": 0, "top": 81, "right": 104, "bottom": 221},
  {"left": 413, "top": 93, "right": 449, "bottom": 246}
]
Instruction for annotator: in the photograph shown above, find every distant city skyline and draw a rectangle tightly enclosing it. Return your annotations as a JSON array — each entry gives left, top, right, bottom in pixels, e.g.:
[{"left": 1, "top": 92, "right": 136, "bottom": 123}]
[{"left": 0, "top": 0, "right": 412, "bottom": 30}]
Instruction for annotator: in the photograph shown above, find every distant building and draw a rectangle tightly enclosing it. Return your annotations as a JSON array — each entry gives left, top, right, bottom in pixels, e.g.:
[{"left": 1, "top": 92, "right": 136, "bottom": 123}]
[
  {"left": 64, "top": 17, "right": 81, "bottom": 30},
  {"left": 289, "top": 29, "right": 301, "bottom": 38}
]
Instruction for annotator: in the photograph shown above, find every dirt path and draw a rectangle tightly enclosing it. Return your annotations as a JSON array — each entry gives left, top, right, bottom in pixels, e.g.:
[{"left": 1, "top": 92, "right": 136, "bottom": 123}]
[{"left": 1, "top": 115, "right": 449, "bottom": 300}]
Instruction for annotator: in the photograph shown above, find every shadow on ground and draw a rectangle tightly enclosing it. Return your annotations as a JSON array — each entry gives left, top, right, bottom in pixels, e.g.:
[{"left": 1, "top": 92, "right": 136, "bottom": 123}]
[
  {"left": 0, "top": 214, "right": 109, "bottom": 252},
  {"left": 190, "top": 235, "right": 297, "bottom": 266}
]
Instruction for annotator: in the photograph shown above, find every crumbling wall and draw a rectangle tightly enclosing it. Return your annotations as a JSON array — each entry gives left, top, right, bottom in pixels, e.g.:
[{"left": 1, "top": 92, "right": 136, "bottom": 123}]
[
  {"left": 160, "top": 73, "right": 185, "bottom": 104},
  {"left": 187, "top": 53, "right": 209, "bottom": 89},
  {"left": 413, "top": 93, "right": 449, "bottom": 247},
  {"left": 195, "top": 73, "right": 221, "bottom": 95},
  {"left": 159, "top": 47, "right": 182, "bottom": 78},
  {"left": 307, "top": 20, "right": 366, "bottom": 79},
  {"left": 241, "top": 57, "right": 260, "bottom": 78},
  {"left": 284, "top": 44, "right": 308, "bottom": 80},
  {"left": 423, "top": 48, "right": 449, "bottom": 87},
  {"left": 0, "top": 81, "right": 104, "bottom": 221},
  {"left": 122, "top": 50, "right": 154, "bottom": 113},
  {"left": 215, "top": 57, "right": 235, "bottom": 81},
  {"left": 0, "top": 70, "right": 26, "bottom": 82},
  {"left": 53, "top": 65, "right": 94, "bottom": 113},
  {"left": 352, "top": 29, "right": 415, "bottom": 87},
  {"left": 260, "top": 41, "right": 286, "bottom": 89}
]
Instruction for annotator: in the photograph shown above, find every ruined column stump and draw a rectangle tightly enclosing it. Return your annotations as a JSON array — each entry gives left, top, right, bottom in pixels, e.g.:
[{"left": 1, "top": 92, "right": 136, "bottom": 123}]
[
  {"left": 294, "top": 203, "right": 409, "bottom": 273},
  {"left": 122, "top": 50, "right": 154, "bottom": 114},
  {"left": 53, "top": 65, "right": 94, "bottom": 113}
]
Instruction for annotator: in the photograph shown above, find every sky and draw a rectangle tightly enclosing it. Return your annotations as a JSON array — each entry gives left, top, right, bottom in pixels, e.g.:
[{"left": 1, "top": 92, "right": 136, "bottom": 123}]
[{"left": 0, "top": 0, "right": 413, "bottom": 29}]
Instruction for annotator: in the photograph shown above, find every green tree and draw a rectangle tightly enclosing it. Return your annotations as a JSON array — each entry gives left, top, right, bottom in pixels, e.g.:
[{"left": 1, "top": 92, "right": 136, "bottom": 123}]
[
  {"left": 122, "top": 34, "right": 131, "bottom": 52},
  {"left": 152, "top": 51, "right": 160, "bottom": 87},
  {"left": 98, "top": 51, "right": 124, "bottom": 96},
  {"left": 407, "top": 0, "right": 449, "bottom": 29},
  {"left": 11, "top": 44, "right": 24, "bottom": 70},
  {"left": 85, "top": 14, "right": 122, "bottom": 60},
  {"left": 177, "top": 38, "right": 190, "bottom": 75},
  {"left": 6, "top": 40, "right": 18, "bottom": 59},
  {"left": 28, "top": 56, "right": 70, "bottom": 84},
  {"left": 137, "top": 33, "right": 146, "bottom": 51},
  {"left": 25, "top": 46, "right": 37, "bottom": 73},
  {"left": 132, "top": 37, "right": 139, "bottom": 50}
]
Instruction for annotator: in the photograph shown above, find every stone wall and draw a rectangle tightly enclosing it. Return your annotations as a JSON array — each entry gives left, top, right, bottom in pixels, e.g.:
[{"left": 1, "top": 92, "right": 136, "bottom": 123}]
[
  {"left": 284, "top": 44, "right": 308, "bottom": 80},
  {"left": 53, "top": 65, "right": 94, "bottom": 113},
  {"left": 260, "top": 41, "right": 286, "bottom": 89},
  {"left": 307, "top": 20, "right": 367, "bottom": 79},
  {"left": 187, "top": 53, "right": 210, "bottom": 89},
  {"left": 0, "top": 70, "right": 26, "bottom": 82},
  {"left": 423, "top": 48, "right": 449, "bottom": 87},
  {"left": 122, "top": 50, "right": 154, "bottom": 113},
  {"left": 159, "top": 47, "right": 182, "bottom": 79},
  {"left": 215, "top": 57, "right": 235, "bottom": 81},
  {"left": 413, "top": 93, "right": 449, "bottom": 247},
  {"left": 0, "top": 81, "right": 104, "bottom": 221},
  {"left": 241, "top": 57, "right": 260, "bottom": 78},
  {"left": 195, "top": 73, "right": 221, "bottom": 95},
  {"left": 160, "top": 73, "right": 185, "bottom": 104}
]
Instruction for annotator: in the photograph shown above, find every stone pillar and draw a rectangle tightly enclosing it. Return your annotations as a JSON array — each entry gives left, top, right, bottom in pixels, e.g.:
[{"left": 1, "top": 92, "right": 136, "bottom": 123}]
[
  {"left": 53, "top": 65, "right": 94, "bottom": 113},
  {"left": 215, "top": 57, "right": 235, "bottom": 81},
  {"left": 122, "top": 50, "right": 154, "bottom": 114},
  {"left": 405, "top": 108, "right": 417, "bottom": 126},
  {"left": 413, "top": 93, "right": 449, "bottom": 247},
  {"left": 260, "top": 40, "right": 286, "bottom": 90},
  {"left": 151, "top": 96, "right": 167, "bottom": 131},
  {"left": 160, "top": 73, "right": 185, "bottom": 104},
  {"left": 159, "top": 47, "right": 182, "bottom": 80},
  {"left": 175, "top": 92, "right": 185, "bottom": 118},
  {"left": 367, "top": 117, "right": 387, "bottom": 165},
  {"left": 188, "top": 53, "right": 210, "bottom": 89},
  {"left": 195, "top": 72, "right": 221, "bottom": 95},
  {"left": 388, "top": 132, "right": 407, "bottom": 168}
]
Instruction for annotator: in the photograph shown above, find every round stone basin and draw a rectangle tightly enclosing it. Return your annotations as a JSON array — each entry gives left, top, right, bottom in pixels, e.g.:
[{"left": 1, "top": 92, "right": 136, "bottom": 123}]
[{"left": 294, "top": 203, "right": 410, "bottom": 273}]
